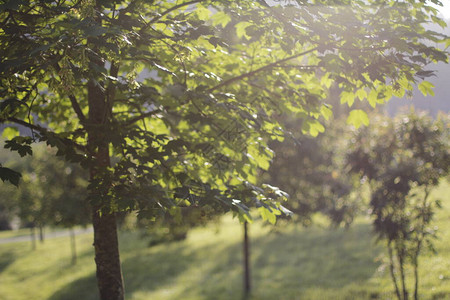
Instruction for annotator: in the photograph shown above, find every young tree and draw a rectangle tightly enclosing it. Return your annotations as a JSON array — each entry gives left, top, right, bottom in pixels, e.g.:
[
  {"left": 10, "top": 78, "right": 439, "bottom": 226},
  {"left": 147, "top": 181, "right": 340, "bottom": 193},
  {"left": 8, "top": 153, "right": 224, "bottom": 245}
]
[
  {"left": 1, "top": 1, "right": 448, "bottom": 299},
  {"left": 0, "top": 143, "right": 90, "bottom": 251},
  {"left": 347, "top": 111, "right": 449, "bottom": 300},
  {"left": 265, "top": 115, "right": 358, "bottom": 226}
]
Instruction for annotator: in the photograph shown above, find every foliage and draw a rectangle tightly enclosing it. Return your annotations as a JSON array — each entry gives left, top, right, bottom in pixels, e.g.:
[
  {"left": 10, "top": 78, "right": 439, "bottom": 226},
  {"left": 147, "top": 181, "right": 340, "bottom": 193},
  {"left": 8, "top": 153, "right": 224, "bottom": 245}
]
[
  {"left": 1, "top": 0, "right": 448, "bottom": 221},
  {"left": 0, "top": 143, "right": 90, "bottom": 230},
  {"left": 0, "top": 0, "right": 448, "bottom": 298},
  {"left": 346, "top": 110, "right": 450, "bottom": 300},
  {"left": 265, "top": 115, "right": 359, "bottom": 227},
  {"left": 133, "top": 205, "right": 220, "bottom": 246}
]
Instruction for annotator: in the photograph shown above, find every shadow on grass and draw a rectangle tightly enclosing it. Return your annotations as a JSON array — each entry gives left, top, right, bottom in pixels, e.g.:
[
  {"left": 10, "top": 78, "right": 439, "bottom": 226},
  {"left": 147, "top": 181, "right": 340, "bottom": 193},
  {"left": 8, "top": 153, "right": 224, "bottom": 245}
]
[
  {"left": 175, "top": 223, "right": 383, "bottom": 300},
  {"left": 0, "top": 250, "right": 16, "bottom": 272},
  {"left": 48, "top": 234, "right": 198, "bottom": 300},
  {"left": 48, "top": 223, "right": 382, "bottom": 300},
  {"left": 251, "top": 223, "right": 381, "bottom": 289},
  {"left": 48, "top": 272, "right": 99, "bottom": 300},
  {"left": 122, "top": 240, "right": 198, "bottom": 294}
]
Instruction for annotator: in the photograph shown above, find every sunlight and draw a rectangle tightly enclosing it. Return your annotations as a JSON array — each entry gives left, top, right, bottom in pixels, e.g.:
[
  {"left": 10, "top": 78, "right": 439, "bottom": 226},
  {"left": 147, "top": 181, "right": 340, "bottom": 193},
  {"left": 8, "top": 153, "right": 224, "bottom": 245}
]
[{"left": 433, "top": 1, "right": 450, "bottom": 19}]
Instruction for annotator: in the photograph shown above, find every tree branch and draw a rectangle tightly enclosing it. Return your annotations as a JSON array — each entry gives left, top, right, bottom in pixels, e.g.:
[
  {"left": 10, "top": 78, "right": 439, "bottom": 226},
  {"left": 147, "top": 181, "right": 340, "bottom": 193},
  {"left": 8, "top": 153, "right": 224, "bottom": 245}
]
[
  {"left": 6, "top": 117, "right": 87, "bottom": 152},
  {"left": 123, "top": 109, "right": 162, "bottom": 126},
  {"left": 69, "top": 95, "right": 87, "bottom": 123},
  {"left": 52, "top": 63, "right": 87, "bottom": 122},
  {"left": 147, "top": 0, "right": 203, "bottom": 25},
  {"left": 208, "top": 47, "right": 318, "bottom": 92},
  {"left": 7, "top": 117, "right": 46, "bottom": 134},
  {"left": 106, "top": 62, "right": 120, "bottom": 116}
]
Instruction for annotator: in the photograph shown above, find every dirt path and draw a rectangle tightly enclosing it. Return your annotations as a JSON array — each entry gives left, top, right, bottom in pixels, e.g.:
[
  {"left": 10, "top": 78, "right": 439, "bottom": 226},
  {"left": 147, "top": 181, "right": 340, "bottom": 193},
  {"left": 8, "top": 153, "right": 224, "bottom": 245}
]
[{"left": 0, "top": 227, "right": 93, "bottom": 244}]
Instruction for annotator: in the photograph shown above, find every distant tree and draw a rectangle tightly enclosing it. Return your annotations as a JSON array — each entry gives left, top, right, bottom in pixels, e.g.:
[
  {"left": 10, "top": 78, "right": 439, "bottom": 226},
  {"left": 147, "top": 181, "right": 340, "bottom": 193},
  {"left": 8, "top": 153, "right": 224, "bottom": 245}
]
[
  {"left": 38, "top": 149, "right": 90, "bottom": 264},
  {"left": 136, "top": 205, "right": 220, "bottom": 246},
  {"left": 266, "top": 116, "right": 358, "bottom": 227},
  {"left": 1, "top": 143, "right": 90, "bottom": 254},
  {"left": 0, "top": 140, "right": 20, "bottom": 230},
  {"left": 347, "top": 111, "right": 450, "bottom": 300},
  {"left": 1, "top": 1, "right": 448, "bottom": 299}
]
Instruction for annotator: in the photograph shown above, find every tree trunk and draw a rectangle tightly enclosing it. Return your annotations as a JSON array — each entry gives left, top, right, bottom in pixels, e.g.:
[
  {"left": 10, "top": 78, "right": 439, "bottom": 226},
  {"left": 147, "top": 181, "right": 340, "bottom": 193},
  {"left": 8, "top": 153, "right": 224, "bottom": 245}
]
[
  {"left": 396, "top": 241, "right": 408, "bottom": 300},
  {"left": 88, "top": 60, "right": 124, "bottom": 299},
  {"left": 413, "top": 256, "right": 419, "bottom": 300},
  {"left": 243, "top": 221, "right": 251, "bottom": 298},
  {"left": 414, "top": 188, "right": 430, "bottom": 300},
  {"left": 30, "top": 226, "right": 36, "bottom": 251},
  {"left": 388, "top": 240, "right": 401, "bottom": 300},
  {"left": 70, "top": 227, "right": 77, "bottom": 265},
  {"left": 39, "top": 224, "right": 44, "bottom": 242},
  {"left": 92, "top": 210, "right": 123, "bottom": 299}
]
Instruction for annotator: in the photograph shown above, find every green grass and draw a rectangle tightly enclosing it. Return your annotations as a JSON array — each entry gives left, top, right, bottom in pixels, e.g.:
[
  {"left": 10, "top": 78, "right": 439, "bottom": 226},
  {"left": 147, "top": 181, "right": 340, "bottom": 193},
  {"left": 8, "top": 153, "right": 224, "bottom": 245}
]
[
  {"left": 1, "top": 180, "right": 449, "bottom": 300},
  {"left": 0, "top": 228, "right": 30, "bottom": 239}
]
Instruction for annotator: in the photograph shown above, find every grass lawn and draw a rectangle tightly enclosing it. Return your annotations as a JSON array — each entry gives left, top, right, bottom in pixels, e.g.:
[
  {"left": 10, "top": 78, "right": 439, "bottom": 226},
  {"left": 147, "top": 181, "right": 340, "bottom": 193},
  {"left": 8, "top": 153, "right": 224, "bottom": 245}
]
[{"left": 0, "top": 180, "right": 449, "bottom": 300}]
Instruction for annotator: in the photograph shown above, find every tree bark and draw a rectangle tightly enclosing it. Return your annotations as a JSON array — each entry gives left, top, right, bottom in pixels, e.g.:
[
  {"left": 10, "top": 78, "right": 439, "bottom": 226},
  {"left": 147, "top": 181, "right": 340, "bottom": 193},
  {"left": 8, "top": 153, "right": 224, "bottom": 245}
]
[
  {"left": 388, "top": 240, "right": 401, "bottom": 300},
  {"left": 30, "top": 226, "right": 36, "bottom": 251},
  {"left": 396, "top": 241, "right": 408, "bottom": 300},
  {"left": 92, "top": 210, "right": 123, "bottom": 299},
  {"left": 88, "top": 63, "right": 124, "bottom": 299},
  {"left": 413, "top": 256, "right": 419, "bottom": 300},
  {"left": 39, "top": 224, "right": 44, "bottom": 242},
  {"left": 243, "top": 221, "right": 251, "bottom": 298}
]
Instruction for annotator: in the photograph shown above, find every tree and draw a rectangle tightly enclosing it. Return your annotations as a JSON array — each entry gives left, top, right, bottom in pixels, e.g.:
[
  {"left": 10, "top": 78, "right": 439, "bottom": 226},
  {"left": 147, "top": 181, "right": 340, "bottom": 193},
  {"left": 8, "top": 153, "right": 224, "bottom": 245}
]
[
  {"left": 35, "top": 146, "right": 90, "bottom": 263},
  {"left": 346, "top": 111, "right": 450, "bottom": 300},
  {"left": 136, "top": 205, "right": 220, "bottom": 246},
  {"left": 0, "top": 142, "right": 90, "bottom": 252},
  {"left": 0, "top": 140, "right": 20, "bottom": 230},
  {"left": 0, "top": 1, "right": 448, "bottom": 299},
  {"left": 265, "top": 115, "right": 358, "bottom": 226}
]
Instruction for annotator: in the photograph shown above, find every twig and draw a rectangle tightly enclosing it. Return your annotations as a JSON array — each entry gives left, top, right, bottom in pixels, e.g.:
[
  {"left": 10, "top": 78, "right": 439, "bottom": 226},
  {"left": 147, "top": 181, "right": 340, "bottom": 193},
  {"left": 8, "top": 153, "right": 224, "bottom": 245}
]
[{"left": 208, "top": 47, "right": 318, "bottom": 92}]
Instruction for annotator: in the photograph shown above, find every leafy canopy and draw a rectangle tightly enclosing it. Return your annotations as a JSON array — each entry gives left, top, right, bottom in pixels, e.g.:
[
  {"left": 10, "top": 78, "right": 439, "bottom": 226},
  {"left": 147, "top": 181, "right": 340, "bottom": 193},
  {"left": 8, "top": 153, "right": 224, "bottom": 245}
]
[{"left": 0, "top": 0, "right": 448, "bottom": 221}]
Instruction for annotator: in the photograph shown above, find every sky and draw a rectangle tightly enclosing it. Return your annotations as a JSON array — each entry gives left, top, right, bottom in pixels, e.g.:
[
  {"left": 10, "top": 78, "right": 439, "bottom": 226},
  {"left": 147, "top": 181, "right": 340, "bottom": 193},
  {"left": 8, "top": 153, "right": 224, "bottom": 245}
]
[{"left": 434, "top": 1, "right": 450, "bottom": 19}]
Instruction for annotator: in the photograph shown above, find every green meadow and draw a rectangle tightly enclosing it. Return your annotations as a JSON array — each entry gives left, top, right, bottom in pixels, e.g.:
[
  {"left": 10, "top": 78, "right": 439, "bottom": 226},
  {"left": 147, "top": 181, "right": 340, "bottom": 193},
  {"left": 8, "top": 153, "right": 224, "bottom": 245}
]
[{"left": 1, "top": 181, "right": 449, "bottom": 300}]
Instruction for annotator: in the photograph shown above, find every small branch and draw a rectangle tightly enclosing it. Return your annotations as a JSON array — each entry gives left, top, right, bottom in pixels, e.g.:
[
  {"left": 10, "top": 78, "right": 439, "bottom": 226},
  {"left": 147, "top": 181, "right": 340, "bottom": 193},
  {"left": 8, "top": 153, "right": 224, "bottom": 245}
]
[
  {"left": 52, "top": 63, "right": 87, "bottom": 122},
  {"left": 208, "top": 47, "right": 318, "bottom": 92},
  {"left": 6, "top": 117, "right": 87, "bottom": 152},
  {"left": 7, "top": 117, "right": 47, "bottom": 134},
  {"left": 106, "top": 62, "right": 120, "bottom": 114},
  {"left": 276, "top": 64, "right": 318, "bottom": 70},
  {"left": 257, "top": 2, "right": 388, "bottom": 53},
  {"left": 147, "top": 0, "right": 203, "bottom": 25},
  {"left": 69, "top": 95, "right": 87, "bottom": 122},
  {"left": 123, "top": 109, "right": 162, "bottom": 126}
]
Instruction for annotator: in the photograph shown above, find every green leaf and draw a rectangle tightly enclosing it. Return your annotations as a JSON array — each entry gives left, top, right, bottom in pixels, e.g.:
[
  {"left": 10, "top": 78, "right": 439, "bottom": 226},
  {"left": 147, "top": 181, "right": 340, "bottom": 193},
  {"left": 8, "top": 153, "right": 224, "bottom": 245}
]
[
  {"left": 355, "top": 89, "right": 367, "bottom": 101},
  {"left": 302, "top": 119, "right": 325, "bottom": 137},
  {"left": 4, "top": 137, "right": 33, "bottom": 157},
  {"left": 431, "top": 15, "right": 447, "bottom": 29},
  {"left": 320, "top": 105, "right": 333, "bottom": 121},
  {"left": 235, "top": 21, "right": 252, "bottom": 39},
  {"left": 367, "top": 90, "right": 377, "bottom": 108},
  {"left": 83, "top": 25, "right": 108, "bottom": 37},
  {"left": 248, "top": 143, "right": 271, "bottom": 171},
  {"left": 1, "top": 127, "right": 19, "bottom": 139},
  {"left": 258, "top": 206, "right": 277, "bottom": 224},
  {"left": 445, "top": 38, "right": 450, "bottom": 49},
  {"left": 418, "top": 81, "right": 435, "bottom": 96},
  {"left": 340, "top": 91, "right": 355, "bottom": 107},
  {"left": 212, "top": 11, "right": 231, "bottom": 28},
  {"left": 346, "top": 110, "right": 369, "bottom": 128},
  {"left": 0, "top": 166, "right": 21, "bottom": 186},
  {"left": 195, "top": 5, "right": 211, "bottom": 21}
]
